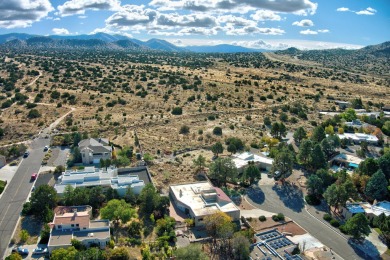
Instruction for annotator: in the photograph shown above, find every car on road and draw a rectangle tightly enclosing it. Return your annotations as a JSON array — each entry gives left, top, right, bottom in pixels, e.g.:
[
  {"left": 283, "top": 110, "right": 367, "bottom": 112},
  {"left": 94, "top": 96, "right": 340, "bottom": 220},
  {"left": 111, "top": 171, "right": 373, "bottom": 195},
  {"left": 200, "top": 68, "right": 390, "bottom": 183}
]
[
  {"left": 23, "top": 151, "right": 30, "bottom": 158},
  {"left": 33, "top": 247, "right": 47, "bottom": 255},
  {"left": 12, "top": 247, "right": 29, "bottom": 256},
  {"left": 31, "top": 173, "right": 38, "bottom": 181},
  {"left": 43, "top": 145, "right": 49, "bottom": 151}
]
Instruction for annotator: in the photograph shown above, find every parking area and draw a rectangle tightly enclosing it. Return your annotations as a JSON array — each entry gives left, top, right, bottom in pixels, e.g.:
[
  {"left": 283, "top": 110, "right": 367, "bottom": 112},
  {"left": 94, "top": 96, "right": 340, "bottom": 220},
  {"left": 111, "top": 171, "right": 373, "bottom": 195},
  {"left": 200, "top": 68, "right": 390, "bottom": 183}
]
[
  {"left": 7, "top": 244, "right": 48, "bottom": 260},
  {"left": 46, "top": 147, "right": 70, "bottom": 167}
]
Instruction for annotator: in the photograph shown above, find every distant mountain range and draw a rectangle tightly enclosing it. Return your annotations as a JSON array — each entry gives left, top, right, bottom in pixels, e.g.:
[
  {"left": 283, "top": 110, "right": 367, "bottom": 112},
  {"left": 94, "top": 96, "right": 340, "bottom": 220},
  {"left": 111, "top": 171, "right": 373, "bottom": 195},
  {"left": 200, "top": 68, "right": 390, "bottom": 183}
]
[{"left": 0, "top": 33, "right": 388, "bottom": 55}]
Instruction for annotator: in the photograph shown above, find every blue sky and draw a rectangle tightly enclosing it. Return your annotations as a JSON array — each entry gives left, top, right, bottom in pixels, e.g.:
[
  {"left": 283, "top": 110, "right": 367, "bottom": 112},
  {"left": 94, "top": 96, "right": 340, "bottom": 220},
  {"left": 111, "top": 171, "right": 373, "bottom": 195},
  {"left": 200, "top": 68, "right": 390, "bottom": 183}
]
[{"left": 0, "top": 0, "right": 389, "bottom": 49}]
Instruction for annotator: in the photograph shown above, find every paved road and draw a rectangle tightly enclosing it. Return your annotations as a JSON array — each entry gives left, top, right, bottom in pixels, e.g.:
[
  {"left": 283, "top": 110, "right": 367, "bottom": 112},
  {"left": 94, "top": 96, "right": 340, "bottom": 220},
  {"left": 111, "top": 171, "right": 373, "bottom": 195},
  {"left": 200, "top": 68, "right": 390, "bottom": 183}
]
[
  {"left": 0, "top": 137, "right": 49, "bottom": 259},
  {"left": 246, "top": 185, "right": 368, "bottom": 260}
]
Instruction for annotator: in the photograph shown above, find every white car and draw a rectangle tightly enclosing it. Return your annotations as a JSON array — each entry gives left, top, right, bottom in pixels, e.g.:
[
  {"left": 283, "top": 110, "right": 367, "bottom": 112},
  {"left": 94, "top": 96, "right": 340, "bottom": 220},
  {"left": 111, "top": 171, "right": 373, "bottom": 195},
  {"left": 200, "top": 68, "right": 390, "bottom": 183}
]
[{"left": 33, "top": 247, "right": 47, "bottom": 255}]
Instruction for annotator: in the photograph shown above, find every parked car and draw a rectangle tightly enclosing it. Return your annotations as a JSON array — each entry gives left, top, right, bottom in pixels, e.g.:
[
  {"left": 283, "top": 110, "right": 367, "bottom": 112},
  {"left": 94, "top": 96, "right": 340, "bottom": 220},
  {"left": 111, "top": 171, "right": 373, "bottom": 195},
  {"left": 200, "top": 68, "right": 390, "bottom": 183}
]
[
  {"left": 12, "top": 247, "right": 29, "bottom": 255},
  {"left": 23, "top": 151, "right": 30, "bottom": 158},
  {"left": 33, "top": 247, "right": 48, "bottom": 255},
  {"left": 43, "top": 145, "right": 49, "bottom": 151}
]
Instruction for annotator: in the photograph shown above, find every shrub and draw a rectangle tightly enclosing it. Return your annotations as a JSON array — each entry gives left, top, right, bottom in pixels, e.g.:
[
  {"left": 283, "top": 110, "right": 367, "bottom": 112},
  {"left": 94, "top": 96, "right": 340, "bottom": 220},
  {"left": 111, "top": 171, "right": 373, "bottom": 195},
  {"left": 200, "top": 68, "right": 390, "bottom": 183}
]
[
  {"left": 259, "top": 215, "right": 266, "bottom": 222},
  {"left": 277, "top": 213, "right": 285, "bottom": 221},
  {"left": 27, "top": 109, "right": 41, "bottom": 119},
  {"left": 330, "top": 219, "right": 340, "bottom": 227},
  {"left": 171, "top": 107, "right": 183, "bottom": 115},
  {"left": 305, "top": 194, "right": 321, "bottom": 205},
  {"left": 339, "top": 225, "right": 348, "bottom": 234},
  {"left": 323, "top": 214, "right": 332, "bottom": 222},
  {"left": 213, "top": 127, "right": 222, "bottom": 136}
]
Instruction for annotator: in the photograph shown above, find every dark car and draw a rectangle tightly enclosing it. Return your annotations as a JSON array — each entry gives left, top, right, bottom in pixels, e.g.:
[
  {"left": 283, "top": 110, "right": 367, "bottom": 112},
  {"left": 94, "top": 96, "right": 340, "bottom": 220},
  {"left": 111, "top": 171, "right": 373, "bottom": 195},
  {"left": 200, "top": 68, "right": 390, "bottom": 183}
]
[
  {"left": 23, "top": 151, "right": 30, "bottom": 158},
  {"left": 12, "top": 247, "right": 29, "bottom": 256}
]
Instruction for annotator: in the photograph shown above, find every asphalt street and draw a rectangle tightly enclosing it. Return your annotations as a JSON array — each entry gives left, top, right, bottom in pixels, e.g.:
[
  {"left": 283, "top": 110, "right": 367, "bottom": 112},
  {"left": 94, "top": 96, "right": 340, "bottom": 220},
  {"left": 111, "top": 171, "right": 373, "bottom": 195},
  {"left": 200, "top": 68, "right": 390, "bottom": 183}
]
[
  {"left": 0, "top": 137, "right": 49, "bottom": 259},
  {"left": 246, "top": 185, "right": 369, "bottom": 260}
]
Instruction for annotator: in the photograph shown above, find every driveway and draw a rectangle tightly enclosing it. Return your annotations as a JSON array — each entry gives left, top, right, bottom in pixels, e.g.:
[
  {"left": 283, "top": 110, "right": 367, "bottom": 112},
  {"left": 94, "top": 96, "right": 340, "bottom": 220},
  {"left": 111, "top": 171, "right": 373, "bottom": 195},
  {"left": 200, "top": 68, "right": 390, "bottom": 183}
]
[
  {"left": 246, "top": 184, "right": 370, "bottom": 260},
  {"left": 47, "top": 147, "right": 69, "bottom": 167},
  {"left": 0, "top": 137, "right": 49, "bottom": 259}
]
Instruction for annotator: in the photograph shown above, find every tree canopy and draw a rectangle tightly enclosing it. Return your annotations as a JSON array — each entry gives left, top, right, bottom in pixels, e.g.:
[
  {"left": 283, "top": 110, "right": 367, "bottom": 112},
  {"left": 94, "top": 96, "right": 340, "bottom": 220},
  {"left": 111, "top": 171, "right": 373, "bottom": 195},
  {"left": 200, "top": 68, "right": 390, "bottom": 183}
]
[
  {"left": 345, "top": 213, "right": 371, "bottom": 240},
  {"left": 209, "top": 157, "right": 238, "bottom": 187}
]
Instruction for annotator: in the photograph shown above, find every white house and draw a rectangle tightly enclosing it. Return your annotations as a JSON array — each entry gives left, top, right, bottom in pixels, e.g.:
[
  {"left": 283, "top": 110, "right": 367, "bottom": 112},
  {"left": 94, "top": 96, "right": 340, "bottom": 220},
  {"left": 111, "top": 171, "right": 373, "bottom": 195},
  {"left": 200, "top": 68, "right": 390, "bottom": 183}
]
[
  {"left": 337, "top": 133, "right": 379, "bottom": 145},
  {"left": 232, "top": 152, "right": 273, "bottom": 172},
  {"left": 79, "top": 138, "right": 112, "bottom": 164},
  {"left": 54, "top": 167, "right": 145, "bottom": 196},
  {"left": 48, "top": 206, "right": 110, "bottom": 253},
  {"left": 169, "top": 182, "right": 240, "bottom": 226}
]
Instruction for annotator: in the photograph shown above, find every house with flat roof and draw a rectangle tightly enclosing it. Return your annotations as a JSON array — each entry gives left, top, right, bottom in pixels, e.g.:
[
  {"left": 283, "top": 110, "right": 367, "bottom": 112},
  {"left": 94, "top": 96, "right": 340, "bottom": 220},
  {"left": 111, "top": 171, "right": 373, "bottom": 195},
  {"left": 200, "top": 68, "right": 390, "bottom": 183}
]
[
  {"left": 232, "top": 152, "right": 273, "bottom": 172},
  {"left": 340, "top": 203, "right": 366, "bottom": 220},
  {"left": 337, "top": 133, "right": 379, "bottom": 145},
  {"left": 48, "top": 206, "right": 110, "bottom": 253},
  {"left": 169, "top": 182, "right": 240, "bottom": 226},
  {"left": 54, "top": 166, "right": 145, "bottom": 196},
  {"left": 365, "top": 201, "right": 390, "bottom": 220},
  {"left": 79, "top": 138, "right": 112, "bottom": 164},
  {"left": 330, "top": 153, "right": 363, "bottom": 170}
]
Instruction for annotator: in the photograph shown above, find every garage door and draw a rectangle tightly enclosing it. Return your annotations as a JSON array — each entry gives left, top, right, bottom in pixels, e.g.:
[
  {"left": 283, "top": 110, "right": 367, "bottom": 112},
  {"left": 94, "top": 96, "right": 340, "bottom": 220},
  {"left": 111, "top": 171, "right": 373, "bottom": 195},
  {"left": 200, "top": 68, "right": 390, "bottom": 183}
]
[{"left": 93, "top": 158, "right": 100, "bottom": 164}]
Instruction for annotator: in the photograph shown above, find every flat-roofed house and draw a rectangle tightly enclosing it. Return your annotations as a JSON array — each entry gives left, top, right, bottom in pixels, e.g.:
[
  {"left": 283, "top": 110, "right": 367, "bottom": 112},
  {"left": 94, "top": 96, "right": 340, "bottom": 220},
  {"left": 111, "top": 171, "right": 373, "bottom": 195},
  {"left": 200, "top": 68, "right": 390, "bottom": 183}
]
[
  {"left": 48, "top": 206, "right": 110, "bottom": 253},
  {"left": 170, "top": 182, "right": 240, "bottom": 226},
  {"left": 79, "top": 138, "right": 112, "bottom": 164},
  {"left": 232, "top": 152, "right": 273, "bottom": 172}
]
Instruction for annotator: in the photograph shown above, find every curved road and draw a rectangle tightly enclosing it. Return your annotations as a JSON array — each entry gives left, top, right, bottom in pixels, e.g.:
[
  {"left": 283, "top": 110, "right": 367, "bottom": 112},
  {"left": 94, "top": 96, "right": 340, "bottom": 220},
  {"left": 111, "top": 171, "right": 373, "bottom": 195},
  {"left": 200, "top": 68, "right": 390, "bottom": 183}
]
[{"left": 246, "top": 185, "right": 366, "bottom": 260}]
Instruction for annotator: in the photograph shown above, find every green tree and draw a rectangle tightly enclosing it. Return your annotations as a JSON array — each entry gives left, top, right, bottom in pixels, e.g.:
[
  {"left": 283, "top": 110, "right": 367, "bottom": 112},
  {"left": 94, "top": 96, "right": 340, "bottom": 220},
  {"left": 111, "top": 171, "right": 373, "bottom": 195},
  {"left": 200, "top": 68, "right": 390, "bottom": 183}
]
[
  {"left": 225, "top": 137, "right": 245, "bottom": 151},
  {"left": 365, "top": 170, "right": 388, "bottom": 201},
  {"left": 345, "top": 213, "right": 371, "bottom": 240},
  {"left": 297, "top": 139, "right": 313, "bottom": 167},
  {"left": 27, "top": 109, "right": 41, "bottom": 119},
  {"left": 211, "top": 142, "right": 224, "bottom": 157},
  {"left": 139, "top": 184, "right": 169, "bottom": 217},
  {"left": 241, "top": 162, "right": 261, "bottom": 185},
  {"left": 351, "top": 98, "right": 363, "bottom": 109},
  {"left": 232, "top": 234, "right": 250, "bottom": 260},
  {"left": 99, "top": 158, "right": 105, "bottom": 169},
  {"left": 75, "top": 247, "right": 105, "bottom": 260},
  {"left": 28, "top": 184, "right": 57, "bottom": 220},
  {"left": 175, "top": 244, "right": 208, "bottom": 260},
  {"left": 271, "top": 122, "right": 287, "bottom": 139},
  {"left": 101, "top": 199, "right": 136, "bottom": 225},
  {"left": 106, "top": 247, "right": 131, "bottom": 260},
  {"left": 293, "top": 127, "right": 307, "bottom": 145},
  {"left": 382, "top": 121, "right": 390, "bottom": 136},
  {"left": 51, "top": 246, "right": 78, "bottom": 260},
  {"left": 193, "top": 154, "right": 206, "bottom": 173},
  {"left": 323, "top": 184, "right": 348, "bottom": 212},
  {"left": 264, "top": 116, "right": 271, "bottom": 126},
  {"left": 359, "top": 158, "right": 379, "bottom": 176},
  {"left": 227, "top": 143, "right": 237, "bottom": 155},
  {"left": 209, "top": 157, "right": 238, "bottom": 187},
  {"left": 5, "top": 253, "right": 22, "bottom": 260},
  {"left": 309, "top": 144, "right": 327, "bottom": 172},
  {"left": 342, "top": 108, "right": 357, "bottom": 121},
  {"left": 311, "top": 126, "right": 326, "bottom": 143},
  {"left": 89, "top": 186, "right": 106, "bottom": 209},
  {"left": 378, "top": 152, "right": 390, "bottom": 179},
  {"left": 63, "top": 184, "right": 74, "bottom": 206},
  {"left": 306, "top": 174, "right": 324, "bottom": 197},
  {"left": 204, "top": 212, "right": 234, "bottom": 242},
  {"left": 171, "top": 107, "right": 183, "bottom": 115},
  {"left": 271, "top": 148, "right": 294, "bottom": 182},
  {"left": 72, "top": 187, "right": 90, "bottom": 206},
  {"left": 72, "top": 147, "right": 82, "bottom": 163},
  {"left": 124, "top": 186, "right": 137, "bottom": 205},
  {"left": 20, "top": 229, "right": 29, "bottom": 243}
]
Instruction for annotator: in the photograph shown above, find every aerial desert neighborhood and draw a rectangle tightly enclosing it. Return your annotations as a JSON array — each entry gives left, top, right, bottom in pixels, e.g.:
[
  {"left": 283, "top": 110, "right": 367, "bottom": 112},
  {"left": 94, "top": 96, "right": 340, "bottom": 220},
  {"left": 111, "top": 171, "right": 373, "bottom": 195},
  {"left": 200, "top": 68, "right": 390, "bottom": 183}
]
[{"left": 0, "top": 0, "right": 389, "bottom": 260}]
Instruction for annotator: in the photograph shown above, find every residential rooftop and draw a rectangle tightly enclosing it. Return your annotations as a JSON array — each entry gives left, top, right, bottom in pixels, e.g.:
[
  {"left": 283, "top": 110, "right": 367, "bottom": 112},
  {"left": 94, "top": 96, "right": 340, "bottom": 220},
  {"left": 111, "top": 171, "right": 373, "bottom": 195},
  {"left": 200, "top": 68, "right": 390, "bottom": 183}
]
[
  {"left": 170, "top": 182, "right": 239, "bottom": 217},
  {"left": 232, "top": 151, "right": 273, "bottom": 169}
]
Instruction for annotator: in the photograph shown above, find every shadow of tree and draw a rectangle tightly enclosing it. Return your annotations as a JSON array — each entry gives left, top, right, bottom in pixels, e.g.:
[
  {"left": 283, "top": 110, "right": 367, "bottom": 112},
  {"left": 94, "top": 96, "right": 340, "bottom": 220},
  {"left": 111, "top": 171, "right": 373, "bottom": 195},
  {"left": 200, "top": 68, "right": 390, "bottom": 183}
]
[
  {"left": 272, "top": 184, "right": 305, "bottom": 213},
  {"left": 348, "top": 238, "right": 381, "bottom": 260},
  {"left": 246, "top": 186, "right": 265, "bottom": 205}
]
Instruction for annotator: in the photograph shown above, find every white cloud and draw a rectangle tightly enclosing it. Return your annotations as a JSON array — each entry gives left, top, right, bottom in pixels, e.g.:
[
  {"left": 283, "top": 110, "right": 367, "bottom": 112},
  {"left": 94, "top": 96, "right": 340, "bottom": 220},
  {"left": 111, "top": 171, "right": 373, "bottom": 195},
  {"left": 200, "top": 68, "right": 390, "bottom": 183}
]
[
  {"left": 52, "top": 28, "right": 70, "bottom": 35},
  {"left": 58, "top": 0, "right": 121, "bottom": 16},
  {"left": 356, "top": 7, "right": 377, "bottom": 15},
  {"left": 292, "top": 19, "right": 314, "bottom": 27},
  {"left": 300, "top": 29, "right": 317, "bottom": 35},
  {"left": 336, "top": 7, "right": 350, "bottom": 12},
  {"left": 78, "top": 15, "right": 88, "bottom": 19},
  {"left": 318, "top": 29, "right": 329, "bottom": 33},
  {"left": 149, "top": 0, "right": 317, "bottom": 15},
  {"left": 337, "top": 6, "right": 377, "bottom": 15},
  {"left": 218, "top": 15, "right": 256, "bottom": 27},
  {"left": 0, "top": 0, "right": 54, "bottom": 28},
  {"left": 251, "top": 10, "right": 282, "bottom": 21},
  {"left": 226, "top": 26, "right": 285, "bottom": 35}
]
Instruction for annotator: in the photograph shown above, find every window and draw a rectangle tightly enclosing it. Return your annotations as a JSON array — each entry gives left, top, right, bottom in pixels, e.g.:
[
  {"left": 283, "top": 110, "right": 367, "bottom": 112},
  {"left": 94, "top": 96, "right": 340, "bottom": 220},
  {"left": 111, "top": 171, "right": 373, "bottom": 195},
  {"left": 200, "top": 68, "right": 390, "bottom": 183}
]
[
  {"left": 71, "top": 224, "right": 74, "bottom": 227},
  {"left": 58, "top": 225, "right": 62, "bottom": 229},
  {"left": 198, "top": 218, "right": 203, "bottom": 222},
  {"left": 76, "top": 224, "right": 79, "bottom": 227}
]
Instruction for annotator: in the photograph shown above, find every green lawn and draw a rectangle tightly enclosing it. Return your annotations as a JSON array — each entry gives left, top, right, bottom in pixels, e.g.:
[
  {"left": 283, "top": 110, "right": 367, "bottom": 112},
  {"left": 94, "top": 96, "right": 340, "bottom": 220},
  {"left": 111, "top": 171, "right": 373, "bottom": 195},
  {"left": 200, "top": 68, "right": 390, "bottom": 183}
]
[
  {"left": 374, "top": 228, "right": 383, "bottom": 235},
  {"left": 0, "top": 180, "right": 6, "bottom": 194}
]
